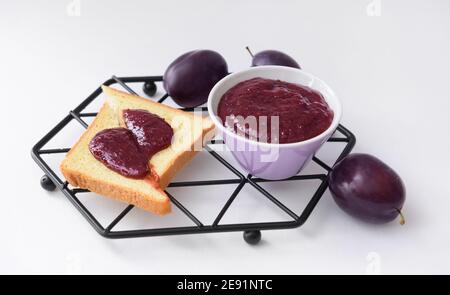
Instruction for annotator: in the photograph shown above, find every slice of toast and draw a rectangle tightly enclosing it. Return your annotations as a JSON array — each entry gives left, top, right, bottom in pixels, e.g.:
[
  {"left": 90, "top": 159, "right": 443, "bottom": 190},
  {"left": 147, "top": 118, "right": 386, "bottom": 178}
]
[{"left": 61, "top": 86, "right": 215, "bottom": 215}]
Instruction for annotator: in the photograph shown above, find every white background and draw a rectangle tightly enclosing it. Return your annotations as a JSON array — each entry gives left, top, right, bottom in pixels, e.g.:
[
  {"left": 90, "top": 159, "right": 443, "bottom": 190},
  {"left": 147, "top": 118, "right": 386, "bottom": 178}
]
[{"left": 1, "top": 0, "right": 449, "bottom": 274}]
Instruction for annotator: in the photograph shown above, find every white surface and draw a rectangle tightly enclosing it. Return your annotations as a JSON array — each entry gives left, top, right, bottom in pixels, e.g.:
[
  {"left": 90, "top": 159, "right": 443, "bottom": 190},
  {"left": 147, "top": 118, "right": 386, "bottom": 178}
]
[{"left": 1, "top": 0, "right": 449, "bottom": 275}]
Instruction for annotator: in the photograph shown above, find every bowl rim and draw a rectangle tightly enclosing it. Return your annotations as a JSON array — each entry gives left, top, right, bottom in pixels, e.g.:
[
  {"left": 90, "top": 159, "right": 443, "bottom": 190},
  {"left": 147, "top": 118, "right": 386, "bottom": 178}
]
[{"left": 207, "top": 65, "right": 342, "bottom": 148}]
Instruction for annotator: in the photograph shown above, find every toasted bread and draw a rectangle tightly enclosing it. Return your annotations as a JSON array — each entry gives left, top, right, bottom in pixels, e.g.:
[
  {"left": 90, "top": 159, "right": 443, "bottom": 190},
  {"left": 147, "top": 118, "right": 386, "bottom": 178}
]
[{"left": 61, "top": 86, "right": 215, "bottom": 215}]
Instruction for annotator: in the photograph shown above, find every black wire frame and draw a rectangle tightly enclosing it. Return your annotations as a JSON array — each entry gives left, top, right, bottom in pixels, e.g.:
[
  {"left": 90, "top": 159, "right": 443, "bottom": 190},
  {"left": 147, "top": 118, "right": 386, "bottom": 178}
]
[{"left": 31, "top": 75, "right": 356, "bottom": 239}]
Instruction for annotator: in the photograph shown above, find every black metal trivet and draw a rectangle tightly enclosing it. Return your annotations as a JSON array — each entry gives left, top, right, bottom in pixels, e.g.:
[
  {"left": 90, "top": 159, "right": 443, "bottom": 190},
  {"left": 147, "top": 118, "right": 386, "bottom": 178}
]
[{"left": 31, "top": 75, "right": 355, "bottom": 244}]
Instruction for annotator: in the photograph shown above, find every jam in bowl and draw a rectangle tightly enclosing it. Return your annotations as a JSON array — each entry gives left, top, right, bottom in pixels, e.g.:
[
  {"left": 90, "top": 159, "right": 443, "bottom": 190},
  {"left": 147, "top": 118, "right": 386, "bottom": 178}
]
[{"left": 207, "top": 66, "right": 342, "bottom": 180}]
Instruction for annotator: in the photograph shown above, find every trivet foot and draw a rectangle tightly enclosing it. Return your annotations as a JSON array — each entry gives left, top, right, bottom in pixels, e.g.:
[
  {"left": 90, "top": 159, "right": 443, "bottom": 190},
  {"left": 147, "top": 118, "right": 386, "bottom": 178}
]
[
  {"left": 243, "top": 230, "right": 261, "bottom": 245},
  {"left": 40, "top": 175, "right": 56, "bottom": 191},
  {"left": 143, "top": 81, "right": 157, "bottom": 97}
]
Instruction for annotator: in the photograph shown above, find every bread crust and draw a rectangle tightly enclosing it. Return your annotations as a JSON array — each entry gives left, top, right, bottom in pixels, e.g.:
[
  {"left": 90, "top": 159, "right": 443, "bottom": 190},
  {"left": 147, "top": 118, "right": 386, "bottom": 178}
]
[
  {"left": 62, "top": 166, "right": 171, "bottom": 215},
  {"left": 158, "top": 124, "right": 215, "bottom": 188},
  {"left": 60, "top": 103, "right": 171, "bottom": 215},
  {"left": 60, "top": 86, "right": 215, "bottom": 215}
]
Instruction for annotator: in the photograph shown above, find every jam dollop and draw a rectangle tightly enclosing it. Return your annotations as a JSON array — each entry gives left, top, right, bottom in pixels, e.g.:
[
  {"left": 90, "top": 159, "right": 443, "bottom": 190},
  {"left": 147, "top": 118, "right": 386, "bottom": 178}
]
[
  {"left": 217, "top": 77, "right": 334, "bottom": 143},
  {"left": 89, "top": 128, "right": 149, "bottom": 178},
  {"left": 89, "top": 110, "right": 173, "bottom": 179},
  {"left": 123, "top": 109, "right": 174, "bottom": 157}
]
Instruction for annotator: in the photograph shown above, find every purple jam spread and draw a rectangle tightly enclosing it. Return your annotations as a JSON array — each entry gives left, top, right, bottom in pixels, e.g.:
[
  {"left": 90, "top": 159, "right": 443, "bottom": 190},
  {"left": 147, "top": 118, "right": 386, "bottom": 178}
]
[
  {"left": 123, "top": 109, "right": 174, "bottom": 157},
  {"left": 89, "top": 128, "right": 149, "bottom": 178},
  {"left": 89, "top": 110, "right": 173, "bottom": 179},
  {"left": 217, "top": 77, "right": 334, "bottom": 143}
]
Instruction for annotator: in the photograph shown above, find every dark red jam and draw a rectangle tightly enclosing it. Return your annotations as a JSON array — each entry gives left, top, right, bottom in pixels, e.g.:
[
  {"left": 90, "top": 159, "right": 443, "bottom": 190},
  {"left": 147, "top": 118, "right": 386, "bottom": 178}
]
[
  {"left": 89, "top": 110, "right": 173, "bottom": 179},
  {"left": 123, "top": 109, "right": 173, "bottom": 157},
  {"left": 217, "top": 77, "right": 334, "bottom": 143},
  {"left": 89, "top": 128, "right": 149, "bottom": 178}
]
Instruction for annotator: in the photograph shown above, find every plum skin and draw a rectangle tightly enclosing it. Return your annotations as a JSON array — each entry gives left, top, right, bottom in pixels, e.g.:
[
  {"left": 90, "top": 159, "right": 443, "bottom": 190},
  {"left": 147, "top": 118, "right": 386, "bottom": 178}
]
[
  {"left": 163, "top": 50, "right": 228, "bottom": 108},
  {"left": 328, "top": 153, "right": 405, "bottom": 224},
  {"left": 252, "top": 50, "right": 301, "bottom": 69}
]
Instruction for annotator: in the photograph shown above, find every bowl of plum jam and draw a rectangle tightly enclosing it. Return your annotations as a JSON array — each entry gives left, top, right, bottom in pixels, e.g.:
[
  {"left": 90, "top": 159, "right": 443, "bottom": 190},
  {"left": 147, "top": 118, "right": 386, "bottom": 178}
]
[{"left": 207, "top": 66, "right": 342, "bottom": 180}]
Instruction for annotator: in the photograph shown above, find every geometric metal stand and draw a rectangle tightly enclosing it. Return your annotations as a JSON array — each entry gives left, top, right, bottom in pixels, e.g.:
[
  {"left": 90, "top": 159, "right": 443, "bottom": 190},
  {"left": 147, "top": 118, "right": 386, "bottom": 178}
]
[{"left": 31, "top": 75, "right": 355, "bottom": 244}]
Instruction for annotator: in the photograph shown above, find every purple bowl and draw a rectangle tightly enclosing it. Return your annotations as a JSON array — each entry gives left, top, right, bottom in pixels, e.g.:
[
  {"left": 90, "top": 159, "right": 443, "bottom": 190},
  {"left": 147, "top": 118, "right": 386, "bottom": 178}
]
[{"left": 207, "top": 66, "right": 342, "bottom": 180}]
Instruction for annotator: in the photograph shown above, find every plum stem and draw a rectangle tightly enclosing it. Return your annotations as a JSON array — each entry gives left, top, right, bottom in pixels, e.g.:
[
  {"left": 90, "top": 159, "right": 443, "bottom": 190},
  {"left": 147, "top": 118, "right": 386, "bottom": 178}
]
[
  {"left": 396, "top": 208, "right": 405, "bottom": 225},
  {"left": 245, "top": 46, "right": 254, "bottom": 58}
]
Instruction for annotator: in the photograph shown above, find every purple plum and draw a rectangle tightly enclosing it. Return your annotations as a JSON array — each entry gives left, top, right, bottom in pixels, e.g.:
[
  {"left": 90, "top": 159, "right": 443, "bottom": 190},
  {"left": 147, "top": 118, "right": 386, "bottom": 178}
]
[
  {"left": 246, "top": 47, "right": 301, "bottom": 69},
  {"left": 163, "top": 50, "right": 228, "bottom": 108},
  {"left": 329, "top": 153, "right": 406, "bottom": 224}
]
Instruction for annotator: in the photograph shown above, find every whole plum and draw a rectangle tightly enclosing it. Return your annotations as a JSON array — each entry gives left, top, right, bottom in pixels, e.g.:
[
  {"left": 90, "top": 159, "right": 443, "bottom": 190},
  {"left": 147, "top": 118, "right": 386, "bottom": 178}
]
[
  {"left": 329, "top": 153, "right": 406, "bottom": 224},
  {"left": 246, "top": 47, "right": 301, "bottom": 69},
  {"left": 163, "top": 50, "right": 228, "bottom": 108}
]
